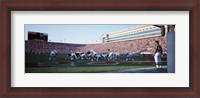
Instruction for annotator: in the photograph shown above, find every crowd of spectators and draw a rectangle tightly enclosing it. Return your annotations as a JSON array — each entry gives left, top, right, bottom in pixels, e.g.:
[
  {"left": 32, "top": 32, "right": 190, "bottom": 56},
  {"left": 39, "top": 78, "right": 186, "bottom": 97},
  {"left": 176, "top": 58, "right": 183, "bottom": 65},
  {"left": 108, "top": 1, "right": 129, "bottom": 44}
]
[
  {"left": 25, "top": 40, "right": 86, "bottom": 54},
  {"left": 25, "top": 36, "right": 167, "bottom": 54}
]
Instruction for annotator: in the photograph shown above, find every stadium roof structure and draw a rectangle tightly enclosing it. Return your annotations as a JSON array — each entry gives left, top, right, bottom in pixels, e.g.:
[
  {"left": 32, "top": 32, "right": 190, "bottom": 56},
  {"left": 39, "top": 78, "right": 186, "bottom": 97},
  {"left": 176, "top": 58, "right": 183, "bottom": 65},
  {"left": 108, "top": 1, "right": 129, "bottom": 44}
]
[
  {"left": 109, "top": 25, "right": 149, "bottom": 35},
  {"left": 129, "top": 25, "right": 149, "bottom": 29}
]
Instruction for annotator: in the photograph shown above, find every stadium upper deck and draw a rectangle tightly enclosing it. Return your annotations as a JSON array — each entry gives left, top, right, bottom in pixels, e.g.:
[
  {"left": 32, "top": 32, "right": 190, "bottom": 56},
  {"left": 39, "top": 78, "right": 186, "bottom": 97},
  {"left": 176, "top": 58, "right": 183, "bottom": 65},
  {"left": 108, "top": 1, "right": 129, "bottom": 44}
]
[{"left": 101, "top": 25, "right": 162, "bottom": 43}]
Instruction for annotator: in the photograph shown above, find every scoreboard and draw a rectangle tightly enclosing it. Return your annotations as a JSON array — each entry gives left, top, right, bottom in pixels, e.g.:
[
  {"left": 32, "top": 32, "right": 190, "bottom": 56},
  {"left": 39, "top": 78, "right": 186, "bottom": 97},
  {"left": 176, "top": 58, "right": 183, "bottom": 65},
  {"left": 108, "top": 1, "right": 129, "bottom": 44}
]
[{"left": 28, "top": 31, "right": 48, "bottom": 41}]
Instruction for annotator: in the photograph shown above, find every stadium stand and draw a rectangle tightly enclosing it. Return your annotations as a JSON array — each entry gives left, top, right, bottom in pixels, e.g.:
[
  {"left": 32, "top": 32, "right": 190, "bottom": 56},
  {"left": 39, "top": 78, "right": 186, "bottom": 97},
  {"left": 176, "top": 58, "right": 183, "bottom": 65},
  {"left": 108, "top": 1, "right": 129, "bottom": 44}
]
[{"left": 25, "top": 36, "right": 166, "bottom": 55}]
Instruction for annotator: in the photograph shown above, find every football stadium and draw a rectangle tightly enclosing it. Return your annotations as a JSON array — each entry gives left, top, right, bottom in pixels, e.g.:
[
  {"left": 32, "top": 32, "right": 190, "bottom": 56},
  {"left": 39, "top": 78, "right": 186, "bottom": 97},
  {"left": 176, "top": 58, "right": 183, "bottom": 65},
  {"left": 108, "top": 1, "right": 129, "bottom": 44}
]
[{"left": 25, "top": 25, "right": 174, "bottom": 73}]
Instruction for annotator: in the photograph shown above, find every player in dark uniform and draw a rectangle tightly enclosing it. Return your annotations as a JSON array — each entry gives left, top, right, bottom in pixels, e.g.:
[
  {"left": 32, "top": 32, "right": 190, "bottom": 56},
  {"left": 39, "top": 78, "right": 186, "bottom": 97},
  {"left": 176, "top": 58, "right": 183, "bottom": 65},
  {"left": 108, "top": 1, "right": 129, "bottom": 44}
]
[{"left": 153, "top": 41, "right": 163, "bottom": 68}]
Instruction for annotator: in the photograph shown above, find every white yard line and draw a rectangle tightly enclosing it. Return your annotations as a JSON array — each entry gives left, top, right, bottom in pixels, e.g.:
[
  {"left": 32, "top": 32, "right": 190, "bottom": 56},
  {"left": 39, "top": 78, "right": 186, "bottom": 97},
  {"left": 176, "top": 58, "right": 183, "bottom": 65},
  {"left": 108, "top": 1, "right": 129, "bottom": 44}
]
[{"left": 110, "top": 66, "right": 167, "bottom": 73}]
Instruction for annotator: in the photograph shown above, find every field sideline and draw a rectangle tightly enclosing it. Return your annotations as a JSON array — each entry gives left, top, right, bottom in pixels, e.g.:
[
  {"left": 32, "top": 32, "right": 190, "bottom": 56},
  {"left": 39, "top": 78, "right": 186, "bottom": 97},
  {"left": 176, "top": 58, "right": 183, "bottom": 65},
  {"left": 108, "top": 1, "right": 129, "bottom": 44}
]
[{"left": 25, "top": 53, "right": 167, "bottom": 73}]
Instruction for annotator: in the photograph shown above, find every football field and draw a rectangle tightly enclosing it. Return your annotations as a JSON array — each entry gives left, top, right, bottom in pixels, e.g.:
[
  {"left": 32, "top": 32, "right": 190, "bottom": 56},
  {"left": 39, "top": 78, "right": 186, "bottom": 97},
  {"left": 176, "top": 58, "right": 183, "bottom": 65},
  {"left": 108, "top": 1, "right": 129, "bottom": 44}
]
[{"left": 25, "top": 53, "right": 167, "bottom": 73}]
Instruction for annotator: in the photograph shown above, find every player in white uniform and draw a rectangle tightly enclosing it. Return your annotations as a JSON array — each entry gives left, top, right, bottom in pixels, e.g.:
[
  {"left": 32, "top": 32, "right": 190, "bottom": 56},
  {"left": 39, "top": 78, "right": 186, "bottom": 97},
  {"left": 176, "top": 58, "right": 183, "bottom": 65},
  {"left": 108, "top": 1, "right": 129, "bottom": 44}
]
[
  {"left": 49, "top": 50, "right": 57, "bottom": 60},
  {"left": 70, "top": 51, "right": 78, "bottom": 60},
  {"left": 154, "top": 41, "right": 163, "bottom": 68}
]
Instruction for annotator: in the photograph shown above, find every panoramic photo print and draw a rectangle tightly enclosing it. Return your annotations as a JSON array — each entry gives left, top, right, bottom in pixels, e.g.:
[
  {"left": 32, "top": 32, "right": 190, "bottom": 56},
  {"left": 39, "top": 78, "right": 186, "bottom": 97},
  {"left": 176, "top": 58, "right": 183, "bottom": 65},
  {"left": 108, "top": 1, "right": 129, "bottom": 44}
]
[{"left": 25, "top": 24, "right": 175, "bottom": 73}]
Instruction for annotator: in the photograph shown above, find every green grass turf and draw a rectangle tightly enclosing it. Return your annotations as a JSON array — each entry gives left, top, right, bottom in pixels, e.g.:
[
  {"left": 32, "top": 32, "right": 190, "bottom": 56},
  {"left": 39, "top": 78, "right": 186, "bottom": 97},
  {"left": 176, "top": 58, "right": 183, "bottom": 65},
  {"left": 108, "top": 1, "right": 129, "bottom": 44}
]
[
  {"left": 25, "top": 53, "right": 167, "bottom": 73},
  {"left": 25, "top": 65, "right": 156, "bottom": 73}
]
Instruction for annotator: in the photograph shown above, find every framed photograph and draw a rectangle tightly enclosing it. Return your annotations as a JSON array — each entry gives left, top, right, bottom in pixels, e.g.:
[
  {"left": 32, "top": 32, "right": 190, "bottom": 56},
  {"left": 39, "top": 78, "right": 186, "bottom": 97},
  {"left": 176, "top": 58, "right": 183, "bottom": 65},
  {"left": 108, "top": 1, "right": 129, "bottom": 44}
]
[{"left": 1, "top": 0, "right": 199, "bottom": 97}]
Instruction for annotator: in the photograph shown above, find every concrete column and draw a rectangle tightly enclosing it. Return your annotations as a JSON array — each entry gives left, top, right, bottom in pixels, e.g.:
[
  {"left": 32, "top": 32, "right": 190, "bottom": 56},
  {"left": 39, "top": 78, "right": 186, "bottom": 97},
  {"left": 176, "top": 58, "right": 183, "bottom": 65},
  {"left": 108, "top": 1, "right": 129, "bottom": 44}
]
[{"left": 167, "top": 25, "right": 175, "bottom": 73}]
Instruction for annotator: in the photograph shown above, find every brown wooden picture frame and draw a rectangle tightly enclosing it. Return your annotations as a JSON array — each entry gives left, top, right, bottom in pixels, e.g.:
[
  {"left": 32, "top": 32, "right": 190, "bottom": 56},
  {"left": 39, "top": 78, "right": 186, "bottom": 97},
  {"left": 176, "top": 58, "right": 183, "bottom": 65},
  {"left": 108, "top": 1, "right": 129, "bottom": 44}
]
[{"left": 0, "top": 0, "right": 199, "bottom": 97}]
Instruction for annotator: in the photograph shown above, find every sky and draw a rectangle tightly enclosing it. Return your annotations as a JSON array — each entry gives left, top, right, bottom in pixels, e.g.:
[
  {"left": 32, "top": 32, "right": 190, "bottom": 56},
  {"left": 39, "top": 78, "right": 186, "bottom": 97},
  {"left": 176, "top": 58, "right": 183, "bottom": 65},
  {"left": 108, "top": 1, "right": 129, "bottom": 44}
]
[{"left": 24, "top": 24, "right": 144, "bottom": 44}]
